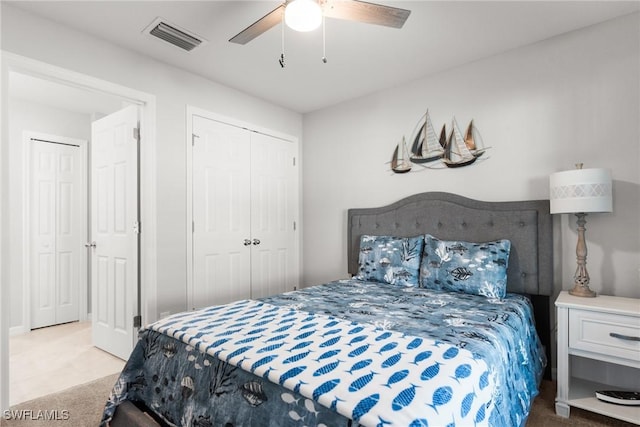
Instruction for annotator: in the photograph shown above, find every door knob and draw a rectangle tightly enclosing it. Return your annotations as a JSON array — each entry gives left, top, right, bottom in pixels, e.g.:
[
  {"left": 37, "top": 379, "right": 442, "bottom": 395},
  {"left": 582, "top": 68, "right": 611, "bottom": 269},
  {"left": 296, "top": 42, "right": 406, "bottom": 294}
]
[
  {"left": 243, "top": 239, "right": 252, "bottom": 246},
  {"left": 85, "top": 241, "right": 96, "bottom": 248},
  {"left": 252, "top": 239, "right": 261, "bottom": 245}
]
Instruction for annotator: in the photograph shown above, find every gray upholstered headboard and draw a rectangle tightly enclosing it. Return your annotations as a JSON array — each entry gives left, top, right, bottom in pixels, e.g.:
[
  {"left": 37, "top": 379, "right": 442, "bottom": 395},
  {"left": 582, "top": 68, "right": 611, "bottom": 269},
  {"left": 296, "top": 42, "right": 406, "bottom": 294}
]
[
  {"left": 347, "top": 192, "right": 554, "bottom": 379},
  {"left": 347, "top": 192, "right": 553, "bottom": 296}
]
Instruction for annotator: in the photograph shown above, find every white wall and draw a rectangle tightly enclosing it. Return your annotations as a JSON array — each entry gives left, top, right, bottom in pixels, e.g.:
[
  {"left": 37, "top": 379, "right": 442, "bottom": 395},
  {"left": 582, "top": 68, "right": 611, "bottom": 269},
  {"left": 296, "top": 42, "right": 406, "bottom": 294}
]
[
  {"left": 7, "top": 98, "right": 92, "bottom": 330},
  {"left": 1, "top": 4, "right": 304, "bottom": 318},
  {"left": 302, "top": 13, "right": 640, "bottom": 299}
]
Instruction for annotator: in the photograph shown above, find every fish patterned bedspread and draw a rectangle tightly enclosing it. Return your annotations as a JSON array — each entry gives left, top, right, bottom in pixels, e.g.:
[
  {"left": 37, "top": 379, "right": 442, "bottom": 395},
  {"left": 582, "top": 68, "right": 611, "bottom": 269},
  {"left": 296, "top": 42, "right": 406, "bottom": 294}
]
[{"left": 101, "top": 280, "right": 545, "bottom": 427}]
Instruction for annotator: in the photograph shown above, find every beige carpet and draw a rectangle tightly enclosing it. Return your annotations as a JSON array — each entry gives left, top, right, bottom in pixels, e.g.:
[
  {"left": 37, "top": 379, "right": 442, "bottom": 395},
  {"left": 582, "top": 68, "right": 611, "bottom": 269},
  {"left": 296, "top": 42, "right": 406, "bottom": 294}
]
[
  {"left": 0, "top": 374, "right": 118, "bottom": 427},
  {"left": 0, "top": 377, "right": 636, "bottom": 427}
]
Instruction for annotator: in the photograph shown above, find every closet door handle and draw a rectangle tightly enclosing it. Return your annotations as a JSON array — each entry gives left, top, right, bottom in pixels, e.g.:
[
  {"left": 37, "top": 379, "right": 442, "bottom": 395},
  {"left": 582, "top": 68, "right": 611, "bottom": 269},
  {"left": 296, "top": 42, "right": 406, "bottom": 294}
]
[
  {"left": 243, "top": 239, "right": 252, "bottom": 246},
  {"left": 85, "top": 241, "right": 96, "bottom": 248},
  {"left": 252, "top": 239, "right": 261, "bottom": 246}
]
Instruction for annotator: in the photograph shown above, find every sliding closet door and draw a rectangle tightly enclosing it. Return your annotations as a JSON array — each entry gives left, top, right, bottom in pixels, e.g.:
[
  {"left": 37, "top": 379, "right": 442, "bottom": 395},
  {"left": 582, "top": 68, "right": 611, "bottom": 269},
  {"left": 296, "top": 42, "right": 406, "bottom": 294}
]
[
  {"left": 250, "top": 133, "right": 298, "bottom": 299},
  {"left": 192, "top": 117, "right": 252, "bottom": 309}
]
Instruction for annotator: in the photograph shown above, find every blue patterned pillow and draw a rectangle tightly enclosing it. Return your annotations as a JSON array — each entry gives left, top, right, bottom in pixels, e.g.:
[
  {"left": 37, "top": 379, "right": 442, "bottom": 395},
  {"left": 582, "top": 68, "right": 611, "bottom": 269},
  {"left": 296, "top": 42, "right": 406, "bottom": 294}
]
[
  {"left": 420, "top": 234, "right": 511, "bottom": 298},
  {"left": 356, "top": 235, "right": 424, "bottom": 286}
]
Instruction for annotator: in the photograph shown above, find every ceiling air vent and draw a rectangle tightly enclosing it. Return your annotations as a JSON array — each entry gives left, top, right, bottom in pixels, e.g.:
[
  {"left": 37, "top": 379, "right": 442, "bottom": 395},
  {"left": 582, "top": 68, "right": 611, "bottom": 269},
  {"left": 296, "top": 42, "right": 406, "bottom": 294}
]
[{"left": 143, "top": 17, "right": 206, "bottom": 52}]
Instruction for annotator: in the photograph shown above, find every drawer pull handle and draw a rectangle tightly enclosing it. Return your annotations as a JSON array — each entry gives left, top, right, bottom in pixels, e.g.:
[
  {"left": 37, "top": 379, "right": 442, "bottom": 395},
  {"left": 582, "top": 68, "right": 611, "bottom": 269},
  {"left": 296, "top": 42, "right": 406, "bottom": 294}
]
[{"left": 609, "top": 332, "right": 640, "bottom": 342}]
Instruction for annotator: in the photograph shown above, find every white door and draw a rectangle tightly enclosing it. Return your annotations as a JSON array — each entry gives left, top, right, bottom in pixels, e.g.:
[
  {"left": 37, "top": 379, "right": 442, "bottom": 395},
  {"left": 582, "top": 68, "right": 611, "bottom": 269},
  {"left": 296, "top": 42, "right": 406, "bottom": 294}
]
[
  {"left": 29, "top": 134, "right": 86, "bottom": 329},
  {"left": 91, "top": 105, "right": 139, "bottom": 360},
  {"left": 250, "top": 133, "right": 297, "bottom": 299},
  {"left": 192, "top": 116, "right": 252, "bottom": 309},
  {"left": 191, "top": 115, "right": 299, "bottom": 308}
]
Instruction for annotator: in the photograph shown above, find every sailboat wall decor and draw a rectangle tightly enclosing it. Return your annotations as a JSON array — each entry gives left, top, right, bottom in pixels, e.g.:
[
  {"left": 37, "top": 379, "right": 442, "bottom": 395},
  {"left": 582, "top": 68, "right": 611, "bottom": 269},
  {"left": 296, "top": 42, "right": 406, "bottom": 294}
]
[
  {"left": 443, "top": 117, "right": 477, "bottom": 168},
  {"left": 389, "top": 111, "right": 490, "bottom": 173},
  {"left": 409, "top": 110, "right": 443, "bottom": 163},
  {"left": 391, "top": 136, "right": 412, "bottom": 173},
  {"left": 439, "top": 124, "right": 447, "bottom": 149},
  {"left": 464, "top": 119, "right": 487, "bottom": 158}
]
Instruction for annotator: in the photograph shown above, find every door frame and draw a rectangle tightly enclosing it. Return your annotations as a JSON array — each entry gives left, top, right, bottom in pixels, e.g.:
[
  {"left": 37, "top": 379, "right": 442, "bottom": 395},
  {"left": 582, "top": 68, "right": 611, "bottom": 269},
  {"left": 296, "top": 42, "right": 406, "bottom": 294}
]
[
  {"left": 23, "top": 131, "right": 88, "bottom": 331},
  {"left": 1, "top": 51, "right": 157, "bottom": 411},
  {"left": 185, "top": 105, "right": 300, "bottom": 311}
]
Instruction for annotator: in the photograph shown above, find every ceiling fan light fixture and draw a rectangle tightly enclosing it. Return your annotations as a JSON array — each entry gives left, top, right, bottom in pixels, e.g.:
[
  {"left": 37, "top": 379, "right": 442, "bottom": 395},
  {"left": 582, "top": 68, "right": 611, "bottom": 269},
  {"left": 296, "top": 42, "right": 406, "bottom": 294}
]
[{"left": 285, "top": 0, "right": 322, "bottom": 32}]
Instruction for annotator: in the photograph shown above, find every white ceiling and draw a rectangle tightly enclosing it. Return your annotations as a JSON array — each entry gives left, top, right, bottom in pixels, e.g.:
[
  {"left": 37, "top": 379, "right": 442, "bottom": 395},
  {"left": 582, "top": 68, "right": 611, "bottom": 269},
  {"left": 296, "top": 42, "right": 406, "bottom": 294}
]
[{"left": 6, "top": 1, "right": 640, "bottom": 114}]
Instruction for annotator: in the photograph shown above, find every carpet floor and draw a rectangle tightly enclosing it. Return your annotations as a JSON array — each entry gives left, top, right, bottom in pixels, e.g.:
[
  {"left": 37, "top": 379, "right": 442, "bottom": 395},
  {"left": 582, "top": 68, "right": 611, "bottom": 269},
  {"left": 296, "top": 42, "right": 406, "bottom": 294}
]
[
  {"left": 0, "top": 374, "right": 118, "bottom": 427},
  {"left": 0, "top": 377, "right": 636, "bottom": 426}
]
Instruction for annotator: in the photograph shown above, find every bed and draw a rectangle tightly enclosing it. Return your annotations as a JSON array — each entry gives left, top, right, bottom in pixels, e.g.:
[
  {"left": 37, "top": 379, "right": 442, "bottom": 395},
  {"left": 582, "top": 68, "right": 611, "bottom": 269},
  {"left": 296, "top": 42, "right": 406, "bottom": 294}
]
[{"left": 102, "top": 192, "right": 553, "bottom": 427}]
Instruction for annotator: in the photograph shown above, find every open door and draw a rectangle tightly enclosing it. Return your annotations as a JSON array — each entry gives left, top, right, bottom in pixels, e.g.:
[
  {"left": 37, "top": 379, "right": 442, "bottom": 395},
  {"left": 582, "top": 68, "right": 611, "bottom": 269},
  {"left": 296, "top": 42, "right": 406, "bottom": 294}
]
[{"left": 90, "top": 105, "right": 139, "bottom": 360}]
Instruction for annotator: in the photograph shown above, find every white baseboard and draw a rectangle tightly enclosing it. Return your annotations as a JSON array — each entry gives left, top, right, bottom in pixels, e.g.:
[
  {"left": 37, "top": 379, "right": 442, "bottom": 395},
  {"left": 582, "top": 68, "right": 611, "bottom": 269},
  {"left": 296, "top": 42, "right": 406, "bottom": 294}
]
[{"left": 9, "top": 325, "right": 26, "bottom": 336}]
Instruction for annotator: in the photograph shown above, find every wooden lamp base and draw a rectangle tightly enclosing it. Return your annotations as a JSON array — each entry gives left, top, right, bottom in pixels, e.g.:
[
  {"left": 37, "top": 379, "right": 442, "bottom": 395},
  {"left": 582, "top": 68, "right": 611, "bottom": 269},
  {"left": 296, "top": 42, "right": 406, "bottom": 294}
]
[
  {"left": 569, "top": 282, "right": 596, "bottom": 298},
  {"left": 569, "top": 212, "right": 597, "bottom": 298}
]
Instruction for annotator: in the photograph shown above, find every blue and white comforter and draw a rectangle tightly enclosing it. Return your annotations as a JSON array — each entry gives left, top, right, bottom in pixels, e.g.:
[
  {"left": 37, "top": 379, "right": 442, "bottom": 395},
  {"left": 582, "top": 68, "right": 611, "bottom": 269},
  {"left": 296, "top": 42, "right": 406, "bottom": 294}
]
[{"left": 102, "top": 280, "right": 545, "bottom": 427}]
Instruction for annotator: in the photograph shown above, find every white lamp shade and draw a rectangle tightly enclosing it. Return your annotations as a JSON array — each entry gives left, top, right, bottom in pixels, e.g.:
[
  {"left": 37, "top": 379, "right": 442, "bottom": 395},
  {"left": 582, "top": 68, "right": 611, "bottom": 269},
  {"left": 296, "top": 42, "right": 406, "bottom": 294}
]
[
  {"left": 549, "top": 168, "right": 612, "bottom": 214},
  {"left": 285, "top": 0, "right": 322, "bottom": 32}
]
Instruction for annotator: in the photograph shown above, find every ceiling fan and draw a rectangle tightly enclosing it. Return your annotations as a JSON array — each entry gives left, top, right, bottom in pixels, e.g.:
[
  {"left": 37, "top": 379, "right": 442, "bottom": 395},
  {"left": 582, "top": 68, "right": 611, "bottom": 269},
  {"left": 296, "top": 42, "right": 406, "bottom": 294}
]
[{"left": 229, "top": 0, "right": 411, "bottom": 45}]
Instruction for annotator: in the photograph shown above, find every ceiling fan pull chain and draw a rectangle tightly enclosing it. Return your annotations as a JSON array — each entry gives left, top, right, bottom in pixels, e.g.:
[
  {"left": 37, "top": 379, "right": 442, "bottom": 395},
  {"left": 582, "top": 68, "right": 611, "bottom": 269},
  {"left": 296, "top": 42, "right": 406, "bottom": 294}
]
[
  {"left": 279, "top": 13, "right": 286, "bottom": 68},
  {"left": 322, "top": 14, "right": 327, "bottom": 63}
]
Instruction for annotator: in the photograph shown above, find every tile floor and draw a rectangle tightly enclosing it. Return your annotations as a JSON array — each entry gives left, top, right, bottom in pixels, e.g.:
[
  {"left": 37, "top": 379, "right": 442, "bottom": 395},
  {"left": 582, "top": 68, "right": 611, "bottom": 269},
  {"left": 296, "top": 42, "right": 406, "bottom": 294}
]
[{"left": 9, "top": 321, "right": 125, "bottom": 405}]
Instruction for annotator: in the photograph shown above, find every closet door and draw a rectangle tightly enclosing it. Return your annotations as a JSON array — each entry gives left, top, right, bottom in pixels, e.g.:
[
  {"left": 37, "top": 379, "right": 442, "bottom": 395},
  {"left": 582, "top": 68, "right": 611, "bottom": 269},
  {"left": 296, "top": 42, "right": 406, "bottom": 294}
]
[
  {"left": 30, "top": 138, "right": 84, "bottom": 329},
  {"left": 192, "top": 117, "right": 252, "bottom": 308},
  {"left": 250, "top": 133, "right": 298, "bottom": 299},
  {"left": 54, "top": 142, "right": 84, "bottom": 324},
  {"left": 30, "top": 140, "right": 57, "bottom": 328}
]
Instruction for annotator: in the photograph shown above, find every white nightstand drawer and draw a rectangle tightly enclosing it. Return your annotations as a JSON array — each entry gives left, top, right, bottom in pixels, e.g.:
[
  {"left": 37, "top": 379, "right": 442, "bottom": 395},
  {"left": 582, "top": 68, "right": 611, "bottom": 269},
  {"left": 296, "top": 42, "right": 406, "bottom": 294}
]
[{"left": 569, "top": 309, "right": 640, "bottom": 362}]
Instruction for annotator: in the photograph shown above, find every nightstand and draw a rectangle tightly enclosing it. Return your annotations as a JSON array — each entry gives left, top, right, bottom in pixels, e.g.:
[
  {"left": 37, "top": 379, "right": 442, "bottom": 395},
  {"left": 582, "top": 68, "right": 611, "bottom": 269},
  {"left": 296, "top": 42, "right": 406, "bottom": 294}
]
[{"left": 555, "top": 291, "right": 640, "bottom": 424}]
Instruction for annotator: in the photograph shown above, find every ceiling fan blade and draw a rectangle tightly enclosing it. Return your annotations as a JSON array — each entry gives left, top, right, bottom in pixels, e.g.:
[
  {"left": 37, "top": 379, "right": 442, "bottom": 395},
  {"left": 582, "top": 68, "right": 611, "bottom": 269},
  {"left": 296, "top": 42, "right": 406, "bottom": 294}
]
[
  {"left": 323, "top": 0, "right": 411, "bottom": 28},
  {"left": 229, "top": 4, "right": 285, "bottom": 44}
]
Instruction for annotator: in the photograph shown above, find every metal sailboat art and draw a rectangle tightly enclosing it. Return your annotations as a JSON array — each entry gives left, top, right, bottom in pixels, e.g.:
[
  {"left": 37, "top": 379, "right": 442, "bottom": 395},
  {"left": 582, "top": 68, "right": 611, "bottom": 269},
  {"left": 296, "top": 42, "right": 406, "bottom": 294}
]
[
  {"left": 391, "top": 136, "right": 412, "bottom": 173},
  {"left": 409, "top": 110, "right": 444, "bottom": 163},
  {"left": 464, "top": 119, "right": 487, "bottom": 158},
  {"left": 390, "top": 112, "right": 488, "bottom": 172},
  {"left": 443, "top": 117, "right": 477, "bottom": 168},
  {"left": 439, "top": 124, "right": 447, "bottom": 149}
]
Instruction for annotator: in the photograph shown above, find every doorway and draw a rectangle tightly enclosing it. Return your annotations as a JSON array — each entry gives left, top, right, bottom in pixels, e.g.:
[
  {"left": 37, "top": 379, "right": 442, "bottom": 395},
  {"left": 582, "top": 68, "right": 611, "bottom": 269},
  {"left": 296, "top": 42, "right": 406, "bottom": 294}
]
[{"left": 1, "top": 53, "right": 157, "bottom": 409}]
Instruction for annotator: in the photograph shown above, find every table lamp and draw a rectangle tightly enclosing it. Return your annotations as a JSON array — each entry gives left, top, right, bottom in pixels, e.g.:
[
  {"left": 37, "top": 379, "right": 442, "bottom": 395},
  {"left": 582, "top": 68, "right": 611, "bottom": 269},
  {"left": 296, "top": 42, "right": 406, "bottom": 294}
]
[{"left": 549, "top": 164, "right": 612, "bottom": 297}]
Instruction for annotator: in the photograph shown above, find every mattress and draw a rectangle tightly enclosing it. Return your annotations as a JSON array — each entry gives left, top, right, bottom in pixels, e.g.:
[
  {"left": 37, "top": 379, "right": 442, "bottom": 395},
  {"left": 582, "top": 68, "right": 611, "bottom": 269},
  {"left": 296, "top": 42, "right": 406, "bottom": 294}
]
[{"left": 101, "top": 279, "right": 546, "bottom": 427}]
